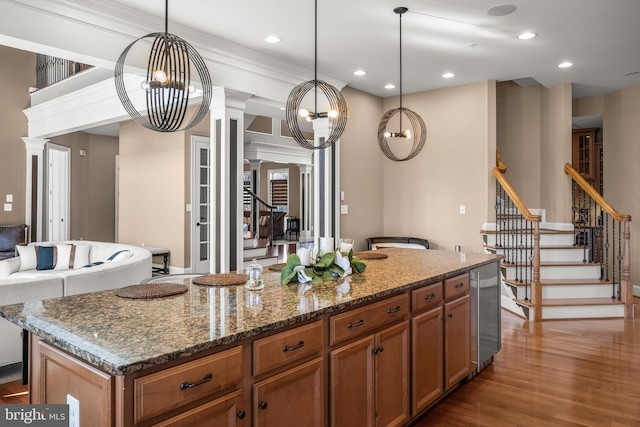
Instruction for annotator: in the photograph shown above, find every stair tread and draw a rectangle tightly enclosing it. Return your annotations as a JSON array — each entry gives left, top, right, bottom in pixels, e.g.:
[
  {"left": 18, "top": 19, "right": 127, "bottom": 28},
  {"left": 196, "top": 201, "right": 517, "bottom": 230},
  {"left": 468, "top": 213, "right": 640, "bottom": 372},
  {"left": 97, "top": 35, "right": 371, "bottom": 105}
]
[
  {"left": 481, "top": 229, "right": 575, "bottom": 235},
  {"left": 503, "top": 260, "right": 599, "bottom": 267},
  {"left": 243, "top": 255, "right": 278, "bottom": 262},
  {"left": 484, "top": 244, "right": 587, "bottom": 250},
  {"left": 505, "top": 278, "right": 612, "bottom": 286},
  {"left": 515, "top": 297, "right": 623, "bottom": 307}
]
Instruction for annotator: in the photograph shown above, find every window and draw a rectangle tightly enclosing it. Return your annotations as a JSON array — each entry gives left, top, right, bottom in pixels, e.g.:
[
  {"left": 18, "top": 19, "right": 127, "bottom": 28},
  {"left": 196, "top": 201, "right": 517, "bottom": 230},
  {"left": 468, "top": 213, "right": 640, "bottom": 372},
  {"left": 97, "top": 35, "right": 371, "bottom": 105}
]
[{"left": 269, "top": 169, "right": 288, "bottom": 212}]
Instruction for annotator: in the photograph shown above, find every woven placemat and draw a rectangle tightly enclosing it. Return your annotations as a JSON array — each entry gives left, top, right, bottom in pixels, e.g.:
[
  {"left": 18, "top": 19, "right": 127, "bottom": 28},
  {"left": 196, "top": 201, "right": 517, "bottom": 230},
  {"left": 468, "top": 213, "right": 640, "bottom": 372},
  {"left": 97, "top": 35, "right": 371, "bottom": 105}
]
[
  {"left": 268, "top": 263, "right": 287, "bottom": 272},
  {"left": 354, "top": 251, "right": 389, "bottom": 260},
  {"left": 192, "top": 273, "right": 248, "bottom": 286},
  {"left": 116, "top": 283, "right": 188, "bottom": 299}
]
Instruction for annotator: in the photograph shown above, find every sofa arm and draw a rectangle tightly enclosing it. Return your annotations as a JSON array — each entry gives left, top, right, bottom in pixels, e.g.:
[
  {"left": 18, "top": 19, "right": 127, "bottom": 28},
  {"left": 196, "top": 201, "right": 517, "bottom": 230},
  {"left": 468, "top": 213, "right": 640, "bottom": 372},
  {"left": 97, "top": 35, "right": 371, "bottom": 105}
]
[
  {"left": 0, "top": 257, "right": 21, "bottom": 279},
  {"left": 366, "top": 236, "right": 429, "bottom": 250}
]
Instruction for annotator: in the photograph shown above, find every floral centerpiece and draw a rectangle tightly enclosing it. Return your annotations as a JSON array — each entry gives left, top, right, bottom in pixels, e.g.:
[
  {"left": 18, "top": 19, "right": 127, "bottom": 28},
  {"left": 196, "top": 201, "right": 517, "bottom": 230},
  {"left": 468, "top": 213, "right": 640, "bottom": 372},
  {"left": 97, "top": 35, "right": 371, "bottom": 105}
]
[{"left": 280, "top": 250, "right": 366, "bottom": 285}]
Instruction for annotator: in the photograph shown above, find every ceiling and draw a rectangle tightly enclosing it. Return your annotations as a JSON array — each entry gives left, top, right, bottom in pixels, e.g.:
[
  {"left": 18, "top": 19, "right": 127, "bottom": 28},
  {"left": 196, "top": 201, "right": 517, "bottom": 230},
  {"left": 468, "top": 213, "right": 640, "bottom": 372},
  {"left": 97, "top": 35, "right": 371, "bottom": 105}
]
[{"left": 106, "top": 0, "right": 640, "bottom": 99}]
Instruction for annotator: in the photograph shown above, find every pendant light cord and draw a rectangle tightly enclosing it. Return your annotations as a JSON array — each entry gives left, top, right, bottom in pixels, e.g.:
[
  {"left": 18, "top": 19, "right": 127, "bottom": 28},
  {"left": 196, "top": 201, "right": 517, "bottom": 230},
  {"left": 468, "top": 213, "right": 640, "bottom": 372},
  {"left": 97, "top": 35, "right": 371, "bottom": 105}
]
[
  {"left": 164, "top": 0, "right": 168, "bottom": 33},
  {"left": 399, "top": 9, "right": 403, "bottom": 132},
  {"left": 314, "top": 0, "right": 318, "bottom": 117}
]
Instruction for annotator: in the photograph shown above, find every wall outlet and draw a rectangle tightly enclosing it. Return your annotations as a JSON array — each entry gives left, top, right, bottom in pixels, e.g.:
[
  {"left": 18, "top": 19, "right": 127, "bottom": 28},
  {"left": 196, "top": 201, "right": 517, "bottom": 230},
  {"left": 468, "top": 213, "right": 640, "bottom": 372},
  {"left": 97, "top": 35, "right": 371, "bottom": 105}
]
[
  {"left": 3, "top": 203, "right": 12, "bottom": 212},
  {"left": 340, "top": 205, "right": 349, "bottom": 214},
  {"left": 67, "top": 394, "right": 79, "bottom": 427}
]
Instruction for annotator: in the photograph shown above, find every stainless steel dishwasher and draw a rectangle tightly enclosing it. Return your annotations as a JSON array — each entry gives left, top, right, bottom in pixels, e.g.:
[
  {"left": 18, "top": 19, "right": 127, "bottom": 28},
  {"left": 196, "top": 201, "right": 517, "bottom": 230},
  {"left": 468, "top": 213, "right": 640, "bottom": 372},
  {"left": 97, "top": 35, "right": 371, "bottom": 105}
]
[{"left": 469, "top": 261, "right": 501, "bottom": 374}]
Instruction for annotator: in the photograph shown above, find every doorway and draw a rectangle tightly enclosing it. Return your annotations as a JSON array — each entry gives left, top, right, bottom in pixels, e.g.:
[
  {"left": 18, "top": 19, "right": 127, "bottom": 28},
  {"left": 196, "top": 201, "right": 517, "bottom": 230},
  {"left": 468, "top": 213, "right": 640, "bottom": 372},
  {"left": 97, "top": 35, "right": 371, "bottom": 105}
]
[
  {"left": 46, "top": 144, "right": 70, "bottom": 241},
  {"left": 191, "top": 135, "right": 211, "bottom": 273}
]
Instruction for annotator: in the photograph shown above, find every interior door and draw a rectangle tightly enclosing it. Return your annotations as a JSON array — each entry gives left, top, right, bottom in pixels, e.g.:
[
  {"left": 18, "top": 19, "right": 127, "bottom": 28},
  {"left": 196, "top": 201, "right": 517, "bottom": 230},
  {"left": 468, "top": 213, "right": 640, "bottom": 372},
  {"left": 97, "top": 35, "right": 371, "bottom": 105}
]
[
  {"left": 191, "top": 136, "right": 210, "bottom": 273},
  {"left": 47, "top": 144, "right": 70, "bottom": 241}
]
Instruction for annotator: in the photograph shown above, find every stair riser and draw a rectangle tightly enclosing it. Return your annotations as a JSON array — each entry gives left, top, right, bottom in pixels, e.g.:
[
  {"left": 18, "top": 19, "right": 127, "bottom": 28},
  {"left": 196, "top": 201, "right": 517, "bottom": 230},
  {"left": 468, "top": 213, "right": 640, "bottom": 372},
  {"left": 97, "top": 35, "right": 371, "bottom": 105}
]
[
  {"left": 484, "top": 233, "right": 575, "bottom": 247},
  {"left": 502, "top": 265, "right": 601, "bottom": 281},
  {"left": 542, "top": 304, "right": 625, "bottom": 320},
  {"left": 506, "top": 283, "right": 615, "bottom": 300},
  {"left": 244, "top": 247, "right": 268, "bottom": 258},
  {"left": 495, "top": 248, "right": 590, "bottom": 263}
]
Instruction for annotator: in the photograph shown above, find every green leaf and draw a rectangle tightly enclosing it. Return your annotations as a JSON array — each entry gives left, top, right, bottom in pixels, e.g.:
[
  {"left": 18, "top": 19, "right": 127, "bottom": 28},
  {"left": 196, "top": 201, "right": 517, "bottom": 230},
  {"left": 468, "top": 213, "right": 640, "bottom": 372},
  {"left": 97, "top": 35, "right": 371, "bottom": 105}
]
[
  {"left": 280, "top": 265, "right": 299, "bottom": 284},
  {"left": 351, "top": 260, "right": 367, "bottom": 273},
  {"left": 319, "top": 252, "right": 335, "bottom": 266}
]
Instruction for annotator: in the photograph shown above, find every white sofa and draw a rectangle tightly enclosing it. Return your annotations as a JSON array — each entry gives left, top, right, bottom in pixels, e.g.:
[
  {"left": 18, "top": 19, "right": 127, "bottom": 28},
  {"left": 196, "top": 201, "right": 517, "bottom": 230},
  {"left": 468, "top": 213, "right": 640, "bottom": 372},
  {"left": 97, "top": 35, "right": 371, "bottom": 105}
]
[{"left": 0, "top": 240, "right": 152, "bottom": 367}]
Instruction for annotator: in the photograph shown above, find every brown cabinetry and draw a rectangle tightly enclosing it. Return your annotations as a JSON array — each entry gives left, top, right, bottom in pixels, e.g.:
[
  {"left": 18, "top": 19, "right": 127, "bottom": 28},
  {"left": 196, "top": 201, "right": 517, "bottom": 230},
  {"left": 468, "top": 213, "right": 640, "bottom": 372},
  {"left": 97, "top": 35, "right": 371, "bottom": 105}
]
[
  {"left": 330, "top": 294, "right": 410, "bottom": 427},
  {"left": 572, "top": 127, "right": 602, "bottom": 193},
  {"left": 154, "top": 389, "right": 246, "bottom": 427},
  {"left": 443, "top": 273, "right": 471, "bottom": 390}
]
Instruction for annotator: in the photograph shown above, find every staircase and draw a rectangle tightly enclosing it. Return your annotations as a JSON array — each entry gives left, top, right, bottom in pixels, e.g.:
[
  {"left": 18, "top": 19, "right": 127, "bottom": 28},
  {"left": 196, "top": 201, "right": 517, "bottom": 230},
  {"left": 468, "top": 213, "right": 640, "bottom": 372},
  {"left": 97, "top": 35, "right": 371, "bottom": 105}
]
[
  {"left": 482, "top": 224, "right": 625, "bottom": 320},
  {"left": 243, "top": 238, "right": 278, "bottom": 269},
  {"left": 488, "top": 153, "right": 633, "bottom": 321}
]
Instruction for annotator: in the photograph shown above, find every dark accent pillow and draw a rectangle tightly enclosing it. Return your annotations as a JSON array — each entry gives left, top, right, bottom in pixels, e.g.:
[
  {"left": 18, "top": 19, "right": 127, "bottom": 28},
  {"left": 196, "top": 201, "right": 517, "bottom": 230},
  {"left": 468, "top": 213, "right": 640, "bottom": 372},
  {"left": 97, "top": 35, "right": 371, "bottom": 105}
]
[
  {"left": 0, "top": 224, "right": 27, "bottom": 252},
  {"left": 36, "top": 246, "right": 56, "bottom": 270}
]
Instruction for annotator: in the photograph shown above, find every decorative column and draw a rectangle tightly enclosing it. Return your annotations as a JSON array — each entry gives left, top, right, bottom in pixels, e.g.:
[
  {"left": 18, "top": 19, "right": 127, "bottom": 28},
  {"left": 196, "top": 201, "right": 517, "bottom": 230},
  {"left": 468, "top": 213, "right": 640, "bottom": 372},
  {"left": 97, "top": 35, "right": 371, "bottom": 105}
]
[
  {"left": 297, "top": 164, "right": 313, "bottom": 241},
  {"left": 210, "top": 87, "right": 250, "bottom": 273},
  {"left": 21, "top": 137, "right": 48, "bottom": 242},
  {"left": 312, "top": 119, "right": 341, "bottom": 250}
]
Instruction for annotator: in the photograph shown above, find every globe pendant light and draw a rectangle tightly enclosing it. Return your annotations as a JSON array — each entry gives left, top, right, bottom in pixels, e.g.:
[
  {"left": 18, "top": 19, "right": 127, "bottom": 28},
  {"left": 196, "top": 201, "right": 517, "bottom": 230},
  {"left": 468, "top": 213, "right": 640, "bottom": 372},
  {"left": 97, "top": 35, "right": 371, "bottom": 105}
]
[
  {"left": 285, "top": 0, "right": 348, "bottom": 150},
  {"left": 377, "top": 7, "right": 426, "bottom": 161},
  {"left": 114, "top": 0, "right": 212, "bottom": 132}
]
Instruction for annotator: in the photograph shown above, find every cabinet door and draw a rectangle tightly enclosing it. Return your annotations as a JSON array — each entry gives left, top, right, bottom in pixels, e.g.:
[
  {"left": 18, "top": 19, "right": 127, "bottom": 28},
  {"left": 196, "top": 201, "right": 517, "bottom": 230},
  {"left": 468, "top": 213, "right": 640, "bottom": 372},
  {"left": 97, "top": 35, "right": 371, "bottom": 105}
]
[
  {"left": 411, "top": 306, "right": 443, "bottom": 414},
  {"left": 330, "top": 335, "right": 375, "bottom": 427},
  {"left": 253, "top": 357, "right": 324, "bottom": 427},
  {"left": 375, "top": 321, "right": 410, "bottom": 427},
  {"left": 154, "top": 389, "right": 246, "bottom": 427},
  {"left": 444, "top": 295, "right": 471, "bottom": 391}
]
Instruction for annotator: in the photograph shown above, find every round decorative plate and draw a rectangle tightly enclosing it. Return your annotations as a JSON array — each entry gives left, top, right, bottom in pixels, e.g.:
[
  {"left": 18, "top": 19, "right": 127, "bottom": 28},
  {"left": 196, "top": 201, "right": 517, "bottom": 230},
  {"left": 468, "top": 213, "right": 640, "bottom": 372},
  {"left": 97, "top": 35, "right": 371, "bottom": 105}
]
[
  {"left": 116, "top": 282, "right": 188, "bottom": 299},
  {"left": 354, "top": 251, "right": 389, "bottom": 260},
  {"left": 192, "top": 273, "right": 248, "bottom": 286}
]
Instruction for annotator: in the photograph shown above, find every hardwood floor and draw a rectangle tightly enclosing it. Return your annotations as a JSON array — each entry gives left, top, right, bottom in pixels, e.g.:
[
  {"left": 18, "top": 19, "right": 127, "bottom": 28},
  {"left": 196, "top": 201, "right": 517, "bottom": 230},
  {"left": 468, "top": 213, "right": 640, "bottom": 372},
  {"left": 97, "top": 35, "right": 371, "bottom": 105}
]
[
  {"left": 414, "top": 300, "right": 640, "bottom": 426},
  {"left": 3, "top": 301, "right": 639, "bottom": 425}
]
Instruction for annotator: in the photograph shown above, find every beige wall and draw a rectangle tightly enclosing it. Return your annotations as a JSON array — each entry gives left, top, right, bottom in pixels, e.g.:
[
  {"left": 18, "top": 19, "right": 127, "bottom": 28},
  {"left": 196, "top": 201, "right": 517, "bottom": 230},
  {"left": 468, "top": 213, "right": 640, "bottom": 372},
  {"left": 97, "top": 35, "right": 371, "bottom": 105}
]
[
  {"left": 0, "top": 46, "right": 35, "bottom": 225},
  {"left": 50, "top": 132, "right": 118, "bottom": 242},
  {"left": 374, "top": 81, "right": 497, "bottom": 252},
  {"left": 496, "top": 81, "right": 573, "bottom": 223},
  {"left": 339, "top": 87, "right": 384, "bottom": 252}
]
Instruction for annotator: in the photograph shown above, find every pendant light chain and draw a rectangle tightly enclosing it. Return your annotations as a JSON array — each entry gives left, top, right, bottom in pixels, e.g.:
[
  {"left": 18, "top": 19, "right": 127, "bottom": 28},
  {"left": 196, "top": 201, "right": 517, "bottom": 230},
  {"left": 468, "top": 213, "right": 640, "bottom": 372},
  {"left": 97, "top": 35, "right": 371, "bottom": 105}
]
[{"left": 398, "top": 9, "right": 403, "bottom": 132}]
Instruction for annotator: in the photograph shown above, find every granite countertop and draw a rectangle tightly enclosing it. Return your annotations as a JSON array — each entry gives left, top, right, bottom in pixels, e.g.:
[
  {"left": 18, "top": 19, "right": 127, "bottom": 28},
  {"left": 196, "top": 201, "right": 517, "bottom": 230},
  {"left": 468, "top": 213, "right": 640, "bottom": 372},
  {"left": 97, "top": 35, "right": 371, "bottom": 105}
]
[{"left": 0, "top": 249, "right": 499, "bottom": 376}]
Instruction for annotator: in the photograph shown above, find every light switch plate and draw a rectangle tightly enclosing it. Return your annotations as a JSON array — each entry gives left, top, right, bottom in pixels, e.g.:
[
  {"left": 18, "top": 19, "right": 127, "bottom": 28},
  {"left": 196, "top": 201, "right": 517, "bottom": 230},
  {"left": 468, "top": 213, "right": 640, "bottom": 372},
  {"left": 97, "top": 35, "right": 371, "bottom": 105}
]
[
  {"left": 3, "top": 203, "right": 12, "bottom": 212},
  {"left": 6, "top": 194, "right": 12, "bottom": 202},
  {"left": 340, "top": 205, "right": 348, "bottom": 214}
]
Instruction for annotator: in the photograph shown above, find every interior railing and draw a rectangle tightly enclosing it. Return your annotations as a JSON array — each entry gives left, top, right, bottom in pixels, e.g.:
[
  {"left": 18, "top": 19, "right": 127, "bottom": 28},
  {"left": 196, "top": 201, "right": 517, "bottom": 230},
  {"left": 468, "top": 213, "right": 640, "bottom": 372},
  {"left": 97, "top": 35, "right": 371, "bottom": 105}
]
[
  {"left": 35, "top": 54, "right": 93, "bottom": 90},
  {"left": 243, "top": 186, "right": 276, "bottom": 241},
  {"left": 493, "top": 153, "right": 543, "bottom": 320},
  {"left": 564, "top": 163, "right": 633, "bottom": 318}
]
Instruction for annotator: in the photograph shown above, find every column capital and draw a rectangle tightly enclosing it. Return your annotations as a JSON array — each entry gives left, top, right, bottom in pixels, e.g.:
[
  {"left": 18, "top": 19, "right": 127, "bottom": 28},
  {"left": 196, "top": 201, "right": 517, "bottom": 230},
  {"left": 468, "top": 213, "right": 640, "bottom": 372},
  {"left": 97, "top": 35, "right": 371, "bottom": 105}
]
[{"left": 21, "top": 137, "right": 49, "bottom": 152}]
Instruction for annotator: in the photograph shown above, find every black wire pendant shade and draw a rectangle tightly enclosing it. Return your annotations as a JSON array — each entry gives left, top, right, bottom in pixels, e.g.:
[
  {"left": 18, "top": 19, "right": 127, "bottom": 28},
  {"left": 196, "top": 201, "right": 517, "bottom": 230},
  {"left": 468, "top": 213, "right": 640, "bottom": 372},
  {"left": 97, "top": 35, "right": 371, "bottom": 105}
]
[
  {"left": 285, "top": 0, "right": 347, "bottom": 150},
  {"left": 377, "top": 7, "right": 426, "bottom": 161},
  {"left": 114, "top": 0, "right": 212, "bottom": 132}
]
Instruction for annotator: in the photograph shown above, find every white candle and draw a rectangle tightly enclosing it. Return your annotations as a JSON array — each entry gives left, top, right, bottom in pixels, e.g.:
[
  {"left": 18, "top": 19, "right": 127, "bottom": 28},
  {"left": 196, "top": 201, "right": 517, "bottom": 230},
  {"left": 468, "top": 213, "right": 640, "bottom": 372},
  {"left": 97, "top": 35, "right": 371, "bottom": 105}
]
[
  {"left": 319, "top": 237, "right": 334, "bottom": 255},
  {"left": 340, "top": 241, "right": 353, "bottom": 253},
  {"left": 297, "top": 247, "right": 311, "bottom": 266}
]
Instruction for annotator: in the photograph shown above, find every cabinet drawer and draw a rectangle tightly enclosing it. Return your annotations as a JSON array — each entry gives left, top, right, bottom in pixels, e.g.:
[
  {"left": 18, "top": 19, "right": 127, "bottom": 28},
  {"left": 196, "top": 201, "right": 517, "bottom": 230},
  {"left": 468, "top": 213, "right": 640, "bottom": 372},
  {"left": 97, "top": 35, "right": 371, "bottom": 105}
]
[
  {"left": 253, "top": 320, "right": 324, "bottom": 376},
  {"left": 134, "top": 346, "right": 243, "bottom": 424},
  {"left": 330, "top": 294, "right": 409, "bottom": 346},
  {"left": 444, "top": 273, "right": 470, "bottom": 300},
  {"left": 411, "top": 282, "right": 443, "bottom": 312}
]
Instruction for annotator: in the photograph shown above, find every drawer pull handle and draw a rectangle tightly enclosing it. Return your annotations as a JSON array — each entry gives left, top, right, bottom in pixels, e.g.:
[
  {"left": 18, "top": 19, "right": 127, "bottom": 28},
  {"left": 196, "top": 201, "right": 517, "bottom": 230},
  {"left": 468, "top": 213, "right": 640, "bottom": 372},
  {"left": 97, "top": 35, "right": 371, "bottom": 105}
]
[
  {"left": 387, "top": 306, "right": 401, "bottom": 314},
  {"left": 454, "top": 283, "right": 465, "bottom": 289},
  {"left": 373, "top": 346, "right": 385, "bottom": 354},
  {"left": 348, "top": 319, "right": 364, "bottom": 328},
  {"left": 236, "top": 410, "right": 246, "bottom": 419},
  {"left": 283, "top": 340, "right": 305, "bottom": 352},
  {"left": 180, "top": 373, "right": 212, "bottom": 390},
  {"left": 258, "top": 401, "right": 268, "bottom": 410},
  {"left": 424, "top": 293, "right": 436, "bottom": 300}
]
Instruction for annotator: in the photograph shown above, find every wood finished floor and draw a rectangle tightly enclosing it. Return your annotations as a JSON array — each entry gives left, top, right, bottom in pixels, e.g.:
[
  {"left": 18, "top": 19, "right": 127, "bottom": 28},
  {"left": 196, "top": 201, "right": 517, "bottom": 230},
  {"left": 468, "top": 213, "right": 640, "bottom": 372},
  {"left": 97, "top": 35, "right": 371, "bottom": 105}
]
[{"left": 2, "top": 301, "right": 640, "bottom": 426}]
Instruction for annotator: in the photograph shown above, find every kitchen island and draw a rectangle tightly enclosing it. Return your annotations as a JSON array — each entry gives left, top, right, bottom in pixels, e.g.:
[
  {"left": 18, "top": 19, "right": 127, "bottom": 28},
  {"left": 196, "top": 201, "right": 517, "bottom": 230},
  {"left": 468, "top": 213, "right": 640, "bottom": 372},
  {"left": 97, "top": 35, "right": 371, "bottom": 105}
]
[{"left": 0, "top": 248, "right": 501, "bottom": 426}]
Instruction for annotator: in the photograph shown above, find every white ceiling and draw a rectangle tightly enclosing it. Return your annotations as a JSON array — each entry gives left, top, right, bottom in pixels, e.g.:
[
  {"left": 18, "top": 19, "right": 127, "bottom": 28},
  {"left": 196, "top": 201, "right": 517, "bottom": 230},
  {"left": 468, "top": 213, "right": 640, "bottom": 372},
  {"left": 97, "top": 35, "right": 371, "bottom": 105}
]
[{"left": 107, "top": 0, "right": 640, "bottom": 99}]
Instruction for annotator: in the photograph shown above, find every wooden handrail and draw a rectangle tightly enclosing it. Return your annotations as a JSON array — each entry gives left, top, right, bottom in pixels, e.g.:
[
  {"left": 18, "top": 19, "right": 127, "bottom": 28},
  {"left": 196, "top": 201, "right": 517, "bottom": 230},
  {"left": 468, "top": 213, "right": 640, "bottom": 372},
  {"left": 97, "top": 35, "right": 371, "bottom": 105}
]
[
  {"left": 563, "top": 163, "right": 631, "bottom": 222},
  {"left": 492, "top": 167, "right": 541, "bottom": 222}
]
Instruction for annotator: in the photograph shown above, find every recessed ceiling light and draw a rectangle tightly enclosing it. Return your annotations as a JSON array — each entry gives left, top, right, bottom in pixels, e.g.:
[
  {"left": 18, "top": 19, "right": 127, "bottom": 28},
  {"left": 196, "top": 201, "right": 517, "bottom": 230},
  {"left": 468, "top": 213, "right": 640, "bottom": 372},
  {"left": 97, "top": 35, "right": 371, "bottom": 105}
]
[
  {"left": 518, "top": 32, "right": 536, "bottom": 40},
  {"left": 353, "top": 70, "right": 367, "bottom": 76},
  {"left": 265, "top": 36, "right": 281, "bottom": 43},
  {"left": 384, "top": 84, "right": 396, "bottom": 89},
  {"left": 442, "top": 72, "right": 455, "bottom": 79},
  {"left": 558, "top": 61, "right": 574, "bottom": 68}
]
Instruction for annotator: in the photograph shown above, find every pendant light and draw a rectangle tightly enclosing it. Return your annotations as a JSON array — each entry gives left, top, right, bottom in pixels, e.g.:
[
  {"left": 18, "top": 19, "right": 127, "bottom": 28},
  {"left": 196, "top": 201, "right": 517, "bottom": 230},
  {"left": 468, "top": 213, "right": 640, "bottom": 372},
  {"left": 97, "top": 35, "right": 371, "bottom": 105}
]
[
  {"left": 114, "top": 0, "right": 212, "bottom": 132},
  {"left": 377, "top": 7, "right": 426, "bottom": 161},
  {"left": 285, "top": 0, "right": 348, "bottom": 149}
]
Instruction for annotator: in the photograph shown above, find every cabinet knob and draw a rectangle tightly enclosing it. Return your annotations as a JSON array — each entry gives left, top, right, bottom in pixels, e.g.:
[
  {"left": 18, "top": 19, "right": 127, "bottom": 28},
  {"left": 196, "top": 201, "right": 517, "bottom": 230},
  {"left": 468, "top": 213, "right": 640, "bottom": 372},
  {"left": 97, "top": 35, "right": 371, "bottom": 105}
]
[
  {"left": 236, "top": 410, "right": 246, "bottom": 419},
  {"left": 448, "top": 313, "right": 454, "bottom": 318},
  {"left": 258, "top": 401, "right": 268, "bottom": 410}
]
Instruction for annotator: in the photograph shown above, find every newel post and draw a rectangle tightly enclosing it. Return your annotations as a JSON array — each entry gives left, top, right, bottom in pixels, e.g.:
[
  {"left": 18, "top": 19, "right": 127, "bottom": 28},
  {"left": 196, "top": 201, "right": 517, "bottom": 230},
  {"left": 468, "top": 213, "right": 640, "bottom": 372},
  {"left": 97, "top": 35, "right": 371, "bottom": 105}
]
[
  {"left": 532, "top": 220, "right": 542, "bottom": 321},
  {"left": 622, "top": 216, "right": 633, "bottom": 318}
]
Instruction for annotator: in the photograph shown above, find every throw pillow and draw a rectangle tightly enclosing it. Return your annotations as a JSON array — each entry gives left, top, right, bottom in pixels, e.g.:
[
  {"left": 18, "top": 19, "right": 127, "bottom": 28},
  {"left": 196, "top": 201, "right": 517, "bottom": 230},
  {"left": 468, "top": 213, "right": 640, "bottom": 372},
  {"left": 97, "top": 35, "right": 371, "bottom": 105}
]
[
  {"left": 107, "top": 250, "right": 131, "bottom": 262},
  {"left": 54, "top": 244, "right": 75, "bottom": 270},
  {"left": 73, "top": 245, "right": 91, "bottom": 269},
  {"left": 36, "top": 246, "right": 56, "bottom": 270},
  {"left": 16, "top": 245, "right": 37, "bottom": 271}
]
